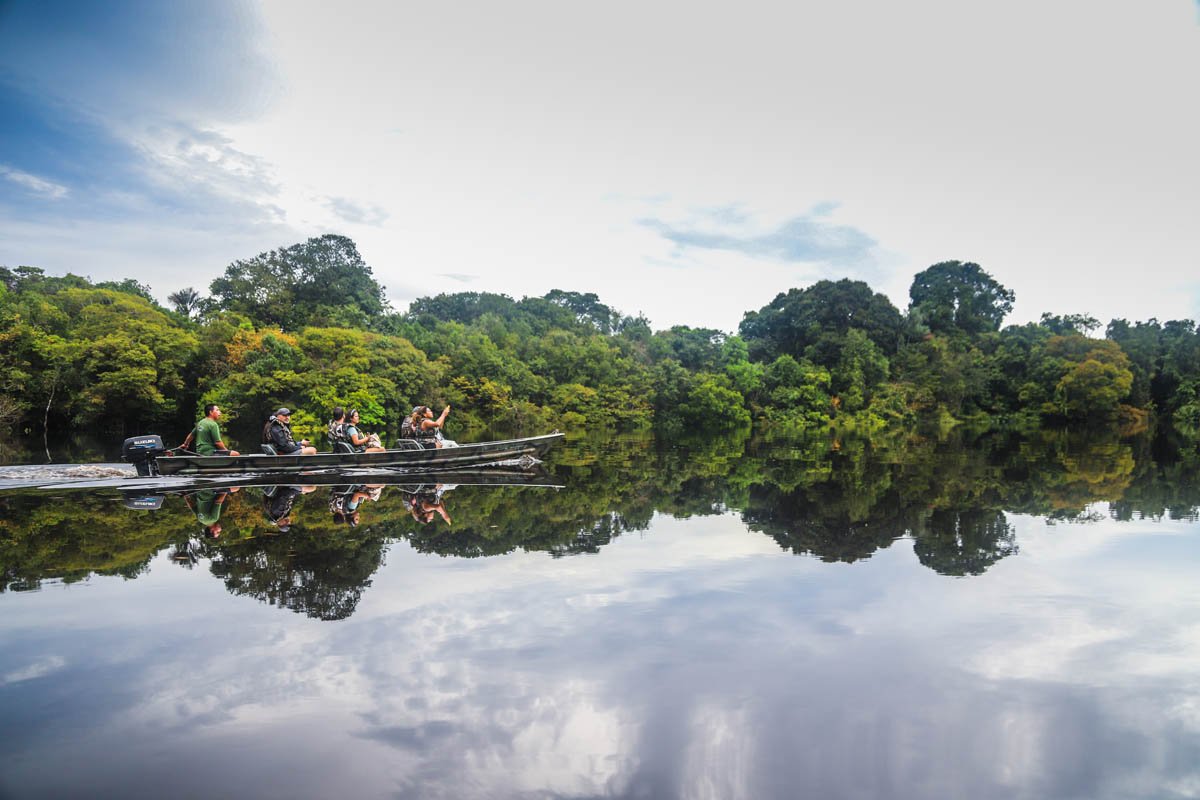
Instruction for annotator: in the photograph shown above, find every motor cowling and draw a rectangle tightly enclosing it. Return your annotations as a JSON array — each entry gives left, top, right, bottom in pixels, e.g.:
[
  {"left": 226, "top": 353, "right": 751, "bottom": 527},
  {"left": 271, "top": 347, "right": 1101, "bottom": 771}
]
[
  {"left": 121, "top": 492, "right": 165, "bottom": 510},
  {"left": 122, "top": 434, "right": 166, "bottom": 477}
]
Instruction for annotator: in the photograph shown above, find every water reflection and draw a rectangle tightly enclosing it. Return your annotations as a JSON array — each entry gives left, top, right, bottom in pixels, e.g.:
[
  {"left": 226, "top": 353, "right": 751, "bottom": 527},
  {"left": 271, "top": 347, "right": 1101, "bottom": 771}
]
[
  {"left": 4, "top": 430, "right": 1200, "bottom": 797},
  {"left": 4, "top": 428, "right": 1200, "bottom": 604}
]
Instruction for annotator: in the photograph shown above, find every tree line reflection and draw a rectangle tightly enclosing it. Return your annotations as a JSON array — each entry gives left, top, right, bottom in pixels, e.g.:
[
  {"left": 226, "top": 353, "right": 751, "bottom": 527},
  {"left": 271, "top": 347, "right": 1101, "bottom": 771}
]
[{"left": 3, "top": 427, "right": 1200, "bottom": 618}]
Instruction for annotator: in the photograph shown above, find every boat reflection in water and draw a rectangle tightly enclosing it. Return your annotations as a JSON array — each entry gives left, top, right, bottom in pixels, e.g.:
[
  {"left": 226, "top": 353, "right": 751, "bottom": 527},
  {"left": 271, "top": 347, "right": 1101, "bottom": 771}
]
[{"left": 115, "top": 468, "right": 563, "bottom": 620}]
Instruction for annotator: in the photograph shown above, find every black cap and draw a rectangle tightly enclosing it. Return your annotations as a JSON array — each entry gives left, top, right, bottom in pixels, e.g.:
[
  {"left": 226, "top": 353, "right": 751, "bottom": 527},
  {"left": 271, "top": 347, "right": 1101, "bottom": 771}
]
[{"left": 275, "top": 407, "right": 291, "bottom": 416}]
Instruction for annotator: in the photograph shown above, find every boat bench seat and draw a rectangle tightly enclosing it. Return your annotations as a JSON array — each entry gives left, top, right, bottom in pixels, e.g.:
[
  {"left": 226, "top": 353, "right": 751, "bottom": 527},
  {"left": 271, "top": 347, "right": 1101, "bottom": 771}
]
[{"left": 261, "top": 444, "right": 278, "bottom": 456}]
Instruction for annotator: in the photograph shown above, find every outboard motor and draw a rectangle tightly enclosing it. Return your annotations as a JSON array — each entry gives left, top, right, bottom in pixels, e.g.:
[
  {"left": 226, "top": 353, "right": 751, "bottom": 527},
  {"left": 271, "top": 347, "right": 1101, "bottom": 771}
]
[
  {"left": 122, "top": 492, "right": 165, "bottom": 510},
  {"left": 122, "top": 434, "right": 166, "bottom": 477}
]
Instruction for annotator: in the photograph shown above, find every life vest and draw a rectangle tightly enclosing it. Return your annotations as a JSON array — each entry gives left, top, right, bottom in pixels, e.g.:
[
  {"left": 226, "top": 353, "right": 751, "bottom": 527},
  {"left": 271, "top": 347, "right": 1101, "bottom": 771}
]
[
  {"left": 401, "top": 416, "right": 437, "bottom": 441},
  {"left": 342, "top": 424, "right": 366, "bottom": 453},
  {"left": 264, "top": 418, "right": 299, "bottom": 452},
  {"left": 328, "top": 419, "right": 346, "bottom": 442}
]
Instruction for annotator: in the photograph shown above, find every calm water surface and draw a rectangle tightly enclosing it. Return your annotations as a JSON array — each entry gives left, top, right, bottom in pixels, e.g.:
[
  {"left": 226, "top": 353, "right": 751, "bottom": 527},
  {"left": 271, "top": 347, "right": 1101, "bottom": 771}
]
[{"left": 2, "top": 431, "right": 1199, "bottom": 799}]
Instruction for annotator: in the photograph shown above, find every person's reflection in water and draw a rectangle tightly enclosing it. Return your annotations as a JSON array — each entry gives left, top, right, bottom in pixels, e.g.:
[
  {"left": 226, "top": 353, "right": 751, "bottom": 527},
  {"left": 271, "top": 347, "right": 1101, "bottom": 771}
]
[
  {"left": 330, "top": 484, "right": 384, "bottom": 526},
  {"left": 404, "top": 483, "right": 453, "bottom": 526},
  {"left": 183, "top": 486, "right": 240, "bottom": 538},
  {"left": 261, "top": 484, "right": 316, "bottom": 532}
]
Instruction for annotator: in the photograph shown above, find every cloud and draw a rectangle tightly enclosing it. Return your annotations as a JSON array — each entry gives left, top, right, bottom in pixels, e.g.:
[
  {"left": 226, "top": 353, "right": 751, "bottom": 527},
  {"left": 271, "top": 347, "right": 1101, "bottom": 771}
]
[
  {"left": 641, "top": 207, "right": 879, "bottom": 269},
  {"left": 1, "top": 655, "right": 66, "bottom": 685},
  {"left": 0, "top": 85, "right": 285, "bottom": 229},
  {"left": 0, "top": 165, "right": 69, "bottom": 200},
  {"left": 323, "top": 196, "right": 389, "bottom": 226},
  {"left": 438, "top": 273, "right": 478, "bottom": 283},
  {"left": 0, "top": 0, "right": 291, "bottom": 286}
]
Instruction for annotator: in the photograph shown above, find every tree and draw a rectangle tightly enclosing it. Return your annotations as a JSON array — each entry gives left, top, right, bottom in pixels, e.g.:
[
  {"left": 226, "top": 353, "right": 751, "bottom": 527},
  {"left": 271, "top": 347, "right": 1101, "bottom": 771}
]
[
  {"left": 649, "top": 326, "right": 728, "bottom": 371},
  {"left": 406, "top": 292, "right": 518, "bottom": 326},
  {"left": 542, "top": 290, "right": 622, "bottom": 335},
  {"left": 209, "top": 235, "right": 389, "bottom": 330},
  {"left": 1037, "top": 336, "right": 1135, "bottom": 421},
  {"left": 168, "top": 287, "right": 204, "bottom": 318},
  {"left": 833, "top": 329, "right": 890, "bottom": 412},
  {"left": 739, "top": 279, "right": 904, "bottom": 364},
  {"left": 1039, "top": 313, "right": 1100, "bottom": 336},
  {"left": 1106, "top": 318, "right": 1161, "bottom": 410},
  {"left": 761, "top": 355, "right": 832, "bottom": 426},
  {"left": 95, "top": 278, "right": 156, "bottom": 304},
  {"left": 908, "top": 261, "right": 1014, "bottom": 335},
  {"left": 912, "top": 509, "right": 1018, "bottom": 576}
]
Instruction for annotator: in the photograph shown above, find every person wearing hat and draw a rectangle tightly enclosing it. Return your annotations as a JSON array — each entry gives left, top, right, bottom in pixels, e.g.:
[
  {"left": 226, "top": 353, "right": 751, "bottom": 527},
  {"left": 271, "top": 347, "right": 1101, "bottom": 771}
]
[
  {"left": 262, "top": 407, "right": 317, "bottom": 455},
  {"left": 262, "top": 484, "right": 315, "bottom": 531}
]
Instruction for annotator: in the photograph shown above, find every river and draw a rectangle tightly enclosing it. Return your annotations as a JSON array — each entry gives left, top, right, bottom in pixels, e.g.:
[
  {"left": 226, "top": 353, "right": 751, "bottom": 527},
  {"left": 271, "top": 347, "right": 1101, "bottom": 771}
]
[{"left": 1, "top": 429, "right": 1198, "bottom": 798}]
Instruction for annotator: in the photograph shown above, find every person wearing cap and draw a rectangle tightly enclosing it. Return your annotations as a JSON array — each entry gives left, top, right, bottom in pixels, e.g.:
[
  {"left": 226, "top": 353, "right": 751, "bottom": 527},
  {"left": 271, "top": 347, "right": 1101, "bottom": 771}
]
[
  {"left": 262, "top": 407, "right": 317, "bottom": 455},
  {"left": 262, "top": 484, "right": 315, "bottom": 531}
]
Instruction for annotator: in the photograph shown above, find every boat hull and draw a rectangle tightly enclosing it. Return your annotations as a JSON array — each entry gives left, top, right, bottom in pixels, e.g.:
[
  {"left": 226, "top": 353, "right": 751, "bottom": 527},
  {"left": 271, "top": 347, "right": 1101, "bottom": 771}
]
[{"left": 152, "top": 433, "right": 564, "bottom": 476}]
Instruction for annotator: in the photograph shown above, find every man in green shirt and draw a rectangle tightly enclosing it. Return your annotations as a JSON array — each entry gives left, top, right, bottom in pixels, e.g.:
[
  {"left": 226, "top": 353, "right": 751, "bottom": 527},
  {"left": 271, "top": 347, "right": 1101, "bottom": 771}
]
[
  {"left": 185, "top": 487, "right": 239, "bottom": 537},
  {"left": 181, "top": 404, "right": 240, "bottom": 456}
]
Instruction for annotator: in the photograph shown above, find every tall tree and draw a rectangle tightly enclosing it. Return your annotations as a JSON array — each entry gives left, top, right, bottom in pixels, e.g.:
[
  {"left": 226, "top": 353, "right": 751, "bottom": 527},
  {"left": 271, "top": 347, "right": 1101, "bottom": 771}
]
[
  {"left": 209, "top": 235, "right": 389, "bottom": 330},
  {"left": 908, "top": 261, "right": 1014, "bottom": 335},
  {"left": 168, "top": 287, "right": 203, "bottom": 318},
  {"left": 739, "top": 279, "right": 904, "bottom": 364}
]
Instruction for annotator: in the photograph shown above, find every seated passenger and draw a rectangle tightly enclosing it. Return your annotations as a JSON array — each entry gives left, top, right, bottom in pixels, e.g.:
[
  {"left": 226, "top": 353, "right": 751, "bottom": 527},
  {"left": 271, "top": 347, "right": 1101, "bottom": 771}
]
[
  {"left": 344, "top": 409, "right": 386, "bottom": 453},
  {"left": 184, "top": 486, "right": 239, "bottom": 538},
  {"left": 262, "top": 407, "right": 317, "bottom": 455},
  {"left": 262, "top": 484, "right": 315, "bottom": 531},
  {"left": 401, "top": 405, "right": 451, "bottom": 448},
  {"left": 181, "top": 404, "right": 240, "bottom": 456},
  {"left": 327, "top": 406, "right": 347, "bottom": 447},
  {"left": 406, "top": 484, "right": 452, "bottom": 525},
  {"left": 329, "top": 483, "right": 382, "bottom": 526}
]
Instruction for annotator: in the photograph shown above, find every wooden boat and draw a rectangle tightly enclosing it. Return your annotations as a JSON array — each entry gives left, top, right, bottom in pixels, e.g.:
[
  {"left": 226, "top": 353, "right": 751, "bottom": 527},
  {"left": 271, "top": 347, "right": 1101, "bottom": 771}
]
[
  {"left": 115, "top": 468, "right": 563, "bottom": 510},
  {"left": 123, "top": 433, "right": 564, "bottom": 477}
]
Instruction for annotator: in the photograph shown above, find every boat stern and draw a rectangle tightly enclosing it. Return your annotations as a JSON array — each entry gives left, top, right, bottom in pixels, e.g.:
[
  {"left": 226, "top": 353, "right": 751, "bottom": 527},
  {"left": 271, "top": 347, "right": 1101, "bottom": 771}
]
[{"left": 122, "top": 434, "right": 167, "bottom": 477}]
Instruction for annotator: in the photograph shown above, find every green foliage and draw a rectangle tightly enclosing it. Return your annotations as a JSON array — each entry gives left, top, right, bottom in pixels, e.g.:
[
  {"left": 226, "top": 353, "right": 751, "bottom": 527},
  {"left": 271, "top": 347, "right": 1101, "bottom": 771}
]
[
  {"left": 649, "top": 326, "right": 729, "bottom": 371},
  {"left": 3, "top": 244, "right": 1193, "bottom": 445},
  {"left": 13, "top": 424, "right": 1200, "bottom": 604},
  {"left": 739, "top": 278, "right": 904, "bottom": 364},
  {"left": 209, "top": 235, "right": 388, "bottom": 331},
  {"left": 908, "top": 260, "right": 1014, "bottom": 335},
  {"left": 678, "top": 376, "right": 750, "bottom": 432},
  {"left": 759, "top": 355, "right": 832, "bottom": 429},
  {"left": 1042, "top": 336, "right": 1134, "bottom": 421}
]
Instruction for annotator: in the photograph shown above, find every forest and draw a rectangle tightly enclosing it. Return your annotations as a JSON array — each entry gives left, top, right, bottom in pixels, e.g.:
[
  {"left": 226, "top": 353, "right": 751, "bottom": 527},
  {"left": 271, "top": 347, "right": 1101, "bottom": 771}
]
[{"left": 3, "top": 233, "right": 1200, "bottom": 446}]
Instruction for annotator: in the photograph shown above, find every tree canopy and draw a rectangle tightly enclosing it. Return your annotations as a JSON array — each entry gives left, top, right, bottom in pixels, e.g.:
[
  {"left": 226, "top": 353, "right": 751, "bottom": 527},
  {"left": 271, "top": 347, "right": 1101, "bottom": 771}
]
[
  {"left": 908, "top": 260, "right": 1015, "bottom": 335},
  {"left": 209, "top": 235, "right": 388, "bottom": 330},
  {"left": 2, "top": 240, "right": 1195, "bottom": 445}
]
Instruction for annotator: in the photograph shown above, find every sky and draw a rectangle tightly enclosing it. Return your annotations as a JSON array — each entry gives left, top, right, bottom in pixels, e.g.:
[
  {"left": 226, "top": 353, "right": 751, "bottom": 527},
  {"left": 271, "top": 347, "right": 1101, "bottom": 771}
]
[{"left": 1, "top": 0, "right": 1198, "bottom": 333}]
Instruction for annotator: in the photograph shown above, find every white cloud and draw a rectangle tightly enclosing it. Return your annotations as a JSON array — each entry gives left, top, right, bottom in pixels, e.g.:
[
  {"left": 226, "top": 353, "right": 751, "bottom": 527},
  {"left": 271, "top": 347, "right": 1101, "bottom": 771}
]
[
  {"left": 1, "top": 654, "right": 66, "bottom": 685},
  {"left": 190, "top": 0, "right": 1199, "bottom": 331},
  {"left": 1, "top": 0, "right": 1197, "bottom": 331},
  {"left": 0, "top": 165, "right": 69, "bottom": 200}
]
